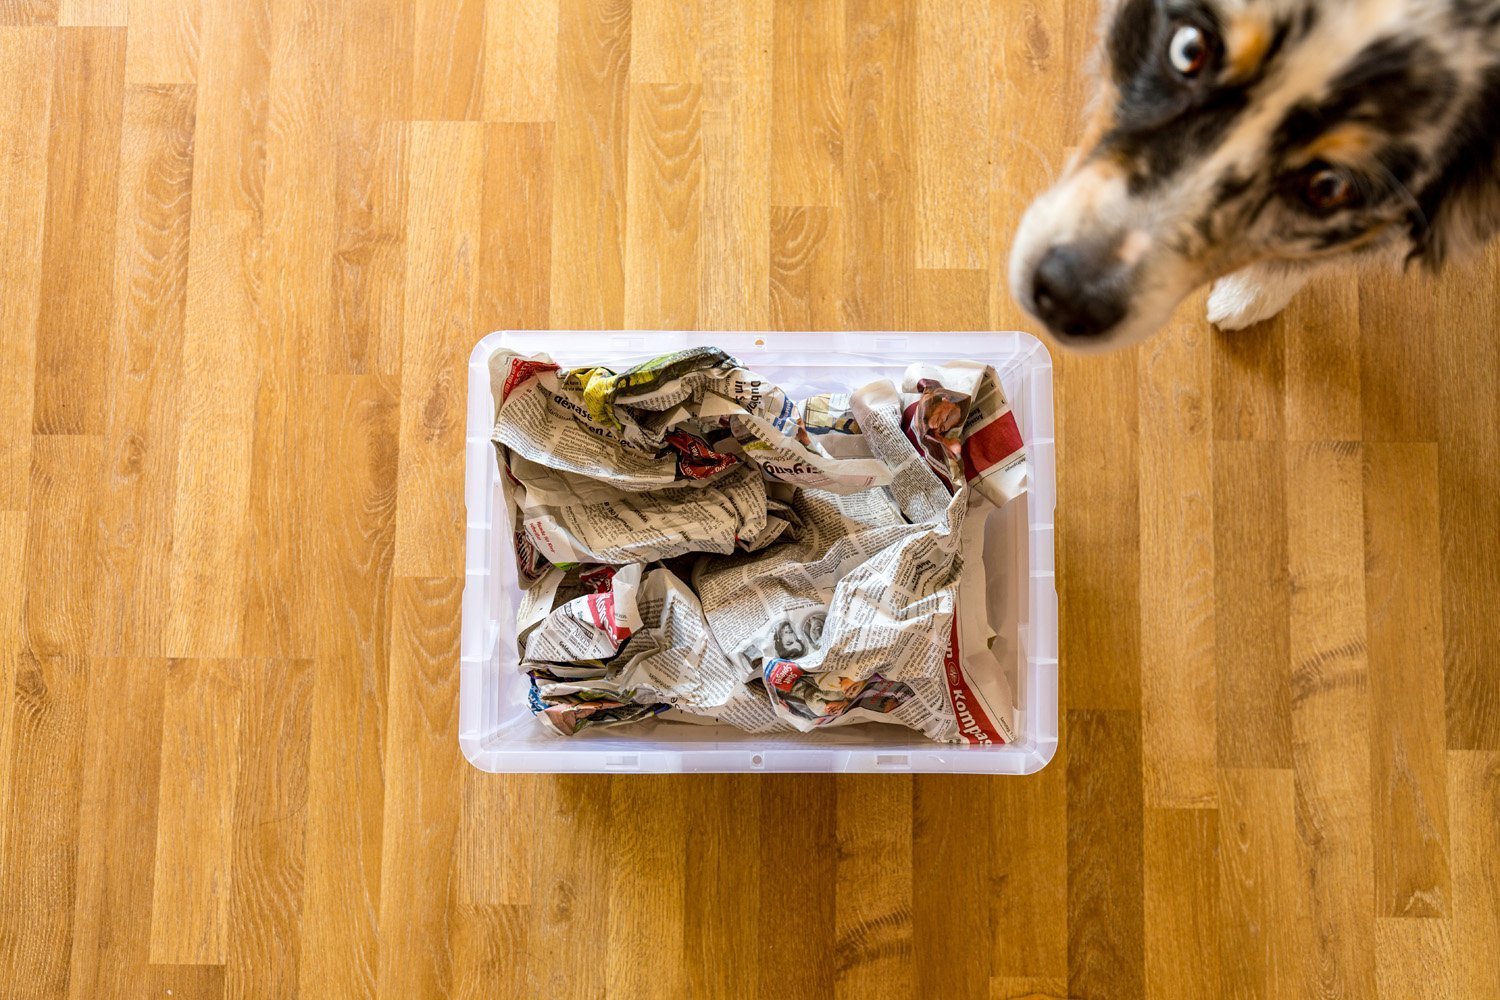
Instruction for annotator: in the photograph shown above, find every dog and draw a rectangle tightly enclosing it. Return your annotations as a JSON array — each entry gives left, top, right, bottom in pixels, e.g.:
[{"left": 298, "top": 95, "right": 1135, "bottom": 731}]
[{"left": 1010, "top": 0, "right": 1500, "bottom": 350}]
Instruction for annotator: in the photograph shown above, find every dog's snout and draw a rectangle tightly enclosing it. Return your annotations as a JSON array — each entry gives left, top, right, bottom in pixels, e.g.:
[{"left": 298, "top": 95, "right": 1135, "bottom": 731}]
[{"left": 1030, "top": 243, "right": 1130, "bottom": 339}]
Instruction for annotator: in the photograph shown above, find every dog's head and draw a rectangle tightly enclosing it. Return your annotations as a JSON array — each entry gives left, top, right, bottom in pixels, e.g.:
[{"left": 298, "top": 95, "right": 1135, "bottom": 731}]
[{"left": 1011, "top": 0, "right": 1500, "bottom": 350}]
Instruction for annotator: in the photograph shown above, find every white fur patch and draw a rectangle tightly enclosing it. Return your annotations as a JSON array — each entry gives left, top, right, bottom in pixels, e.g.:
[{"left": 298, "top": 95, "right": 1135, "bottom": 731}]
[{"left": 1206, "top": 262, "right": 1314, "bottom": 329}]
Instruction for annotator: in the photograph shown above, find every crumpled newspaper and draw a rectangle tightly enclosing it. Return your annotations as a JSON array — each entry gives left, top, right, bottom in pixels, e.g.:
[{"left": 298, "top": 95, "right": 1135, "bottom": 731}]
[{"left": 490, "top": 347, "right": 1028, "bottom": 743}]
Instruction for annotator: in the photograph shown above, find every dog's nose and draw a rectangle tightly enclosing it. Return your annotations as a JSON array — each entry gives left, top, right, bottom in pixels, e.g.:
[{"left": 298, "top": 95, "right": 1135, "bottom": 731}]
[{"left": 1030, "top": 244, "right": 1129, "bottom": 339}]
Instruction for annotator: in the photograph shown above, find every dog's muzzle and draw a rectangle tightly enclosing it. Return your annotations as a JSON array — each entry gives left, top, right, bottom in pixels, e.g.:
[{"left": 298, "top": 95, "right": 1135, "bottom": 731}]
[{"left": 1026, "top": 240, "right": 1133, "bottom": 340}]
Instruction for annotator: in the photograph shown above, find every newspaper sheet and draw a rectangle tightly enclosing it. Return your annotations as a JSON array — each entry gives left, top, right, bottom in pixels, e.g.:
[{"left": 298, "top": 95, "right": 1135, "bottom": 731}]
[{"left": 492, "top": 347, "right": 1030, "bottom": 742}]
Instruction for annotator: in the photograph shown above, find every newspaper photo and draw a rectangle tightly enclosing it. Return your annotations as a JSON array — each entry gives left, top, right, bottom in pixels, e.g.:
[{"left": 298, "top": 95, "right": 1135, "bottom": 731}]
[{"left": 491, "top": 347, "right": 1028, "bottom": 744}]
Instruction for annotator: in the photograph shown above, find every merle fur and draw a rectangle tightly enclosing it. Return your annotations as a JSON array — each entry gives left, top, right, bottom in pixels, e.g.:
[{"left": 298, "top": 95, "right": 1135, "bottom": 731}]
[{"left": 1102, "top": 0, "right": 1500, "bottom": 263}]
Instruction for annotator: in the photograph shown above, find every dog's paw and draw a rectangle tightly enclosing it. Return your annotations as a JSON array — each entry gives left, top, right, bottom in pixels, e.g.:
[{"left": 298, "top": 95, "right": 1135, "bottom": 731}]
[{"left": 1206, "top": 271, "right": 1290, "bottom": 331}]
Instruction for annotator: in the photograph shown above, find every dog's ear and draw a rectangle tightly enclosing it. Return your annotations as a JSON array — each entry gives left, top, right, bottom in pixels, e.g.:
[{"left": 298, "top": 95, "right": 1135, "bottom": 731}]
[
  {"left": 1411, "top": 69, "right": 1500, "bottom": 269},
  {"left": 1417, "top": 177, "right": 1500, "bottom": 269}
]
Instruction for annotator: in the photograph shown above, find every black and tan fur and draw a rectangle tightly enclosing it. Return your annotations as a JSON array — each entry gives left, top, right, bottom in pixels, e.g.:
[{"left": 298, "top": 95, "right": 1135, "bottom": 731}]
[{"left": 1011, "top": 0, "right": 1500, "bottom": 349}]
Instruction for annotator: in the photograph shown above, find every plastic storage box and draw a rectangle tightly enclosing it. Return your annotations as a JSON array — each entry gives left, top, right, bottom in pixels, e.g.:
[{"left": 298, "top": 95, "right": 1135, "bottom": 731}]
[{"left": 460, "top": 331, "right": 1057, "bottom": 774}]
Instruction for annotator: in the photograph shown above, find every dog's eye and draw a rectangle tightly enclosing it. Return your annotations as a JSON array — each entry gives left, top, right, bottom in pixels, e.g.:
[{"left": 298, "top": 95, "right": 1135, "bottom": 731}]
[
  {"left": 1303, "top": 167, "right": 1356, "bottom": 210},
  {"left": 1168, "top": 24, "right": 1211, "bottom": 77}
]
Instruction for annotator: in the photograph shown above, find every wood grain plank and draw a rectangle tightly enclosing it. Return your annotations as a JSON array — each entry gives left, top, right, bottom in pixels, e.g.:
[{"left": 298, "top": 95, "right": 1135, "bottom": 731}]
[
  {"left": 841, "top": 0, "right": 916, "bottom": 330},
  {"left": 770, "top": 206, "right": 841, "bottom": 331},
  {"left": 0, "top": 0, "right": 59, "bottom": 24},
  {"left": 631, "top": 0, "right": 698, "bottom": 83},
  {"left": 1139, "top": 320, "right": 1217, "bottom": 807},
  {"left": 0, "top": 27, "right": 55, "bottom": 509},
  {"left": 0, "top": 654, "right": 87, "bottom": 1000},
  {"left": 478, "top": 122, "right": 553, "bottom": 331},
  {"left": 1281, "top": 272, "right": 1361, "bottom": 442},
  {"left": 685, "top": 776, "right": 759, "bottom": 1000},
  {"left": 1448, "top": 751, "right": 1500, "bottom": 998},
  {"left": 451, "top": 903, "right": 530, "bottom": 1000},
  {"left": 409, "top": 0, "right": 485, "bottom": 119},
  {"left": 4, "top": 459, "right": 82, "bottom": 993},
  {"left": 190, "top": 0, "right": 269, "bottom": 216},
  {"left": 606, "top": 779, "right": 688, "bottom": 1000},
  {"left": 332, "top": 118, "right": 408, "bottom": 376},
  {"left": 549, "top": 0, "right": 632, "bottom": 329},
  {"left": 94, "top": 83, "right": 195, "bottom": 658},
  {"left": 482, "top": 0, "right": 558, "bottom": 121},
  {"left": 623, "top": 82, "right": 702, "bottom": 329},
  {"left": 1055, "top": 346, "right": 1141, "bottom": 712},
  {"left": 296, "top": 375, "right": 400, "bottom": 1000},
  {"left": 375, "top": 577, "right": 463, "bottom": 1000},
  {"left": 697, "top": 0, "right": 771, "bottom": 330},
  {"left": 1067, "top": 709, "right": 1145, "bottom": 999},
  {"left": 1359, "top": 269, "right": 1437, "bottom": 442},
  {"left": 1143, "top": 807, "right": 1218, "bottom": 1000},
  {"left": 141, "top": 964, "right": 226, "bottom": 999},
  {"left": 223, "top": 659, "right": 314, "bottom": 1000},
  {"left": 757, "top": 776, "right": 836, "bottom": 1000},
  {"left": 1365, "top": 443, "right": 1451, "bottom": 918},
  {"left": 988, "top": 737, "right": 1067, "bottom": 982},
  {"left": 915, "top": 0, "right": 987, "bottom": 269},
  {"left": 22, "top": 436, "right": 103, "bottom": 657},
  {"left": 456, "top": 774, "right": 535, "bottom": 907},
  {"left": 238, "top": 376, "right": 320, "bottom": 657},
  {"left": 1287, "top": 441, "right": 1377, "bottom": 999},
  {"left": 913, "top": 267, "right": 990, "bottom": 331},
  {"left": 1218, "top": 767, "right": 1310, "bottom": 999},
  {"left": 1214, "top": 440, "right": 1291, "bottom": 769},
  {"left": 914, "top": 777, "right": 992, "bottom": 1000},
  {"left": 164, "top": 210, "right": 260, "bottom": 659},
  {"left": 32, "top": 27, "right": 126, "bottom": 437},
  {"left": 1211, "top": 322, "right": 1284, "bottom": 441},
  {"left": 0, "top": 513, "right": 26, "bottom": 860},
  {"left": 1374, "top": 918, "right": 1455, "bottom": 1000},
  {"left": 260, "top": 0, "right": 340, "bottom": 377},
  {"left": 834, "top": 776, "right": 913, "bottom": 1000},
  {"left": 770, "top": 0, "right": 843, "bottom": 207},
  {"left": 149, "top": 660, "right": 242, "bottom": 964},
  {"left": 58, "top": 0, "right": 125, "bottom": 25},
  {"left": 66, "top": 658, "right": 165, "bottom": 1000},
  {"left": 1434, "top": 250, "right": 1500, "bottom": 751},
  {"left": 393, "top": 121, "right": 483, "bottom": 579},
  {"left": 245, "top": 0, "right": 342, "bottom": 644},
  {"left": 339, "top": 0, "right": 411, "bottom": 120},
  {"left": 126, "top": 0, "right": 199, "bottom": 83},
  {"left": 526, "top": 776, "right": 613, "bottom": 1000}
]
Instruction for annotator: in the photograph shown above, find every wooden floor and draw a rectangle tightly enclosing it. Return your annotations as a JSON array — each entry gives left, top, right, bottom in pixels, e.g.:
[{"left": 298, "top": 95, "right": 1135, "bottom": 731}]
[{"left": 2, "top": 0, "right": 1498, "bottom": 997}]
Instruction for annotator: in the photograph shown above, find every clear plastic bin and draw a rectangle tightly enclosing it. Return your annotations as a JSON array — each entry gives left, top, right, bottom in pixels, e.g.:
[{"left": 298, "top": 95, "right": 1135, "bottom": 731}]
[{"left": 460, "top": 331, "right": 1057, "bottom": 774}]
